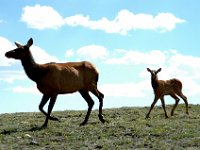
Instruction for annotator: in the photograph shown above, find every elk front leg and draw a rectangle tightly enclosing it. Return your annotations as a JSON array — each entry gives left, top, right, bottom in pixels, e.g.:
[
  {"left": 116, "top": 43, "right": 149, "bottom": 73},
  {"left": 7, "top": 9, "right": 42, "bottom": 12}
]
[
  {"left": 146, "top": 96, "right": 159, "bottom": 119},
  {"left": 39, "top": 94, "right": 59, "bottom": 121},
  {"left": 160, "top": 97, "right": 168, "bottom": 118},
  {"left": 42, "top": 95, "right": 58, "bottom": 128}
]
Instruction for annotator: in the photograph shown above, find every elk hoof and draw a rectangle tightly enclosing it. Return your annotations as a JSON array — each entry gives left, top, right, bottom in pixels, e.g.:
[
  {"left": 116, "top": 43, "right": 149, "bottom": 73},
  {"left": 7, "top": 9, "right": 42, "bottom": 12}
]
[
  {"left": 145, "top": 115, "right": 150, "bottom": 119},
  {"left": 165, "top": 115, "right": 169, "bottom": 119},
  {"left": 49, "top": 116, "right": 59, "bottom": 121},
  {"left": 41, "top": 123, "right": 48, "bottom": 128},
  {"left": 98, "top": 114, "right": 105, "bottom": 123},
  {"left": 80, "top": 120, "right": 87, "bottom": 126}
]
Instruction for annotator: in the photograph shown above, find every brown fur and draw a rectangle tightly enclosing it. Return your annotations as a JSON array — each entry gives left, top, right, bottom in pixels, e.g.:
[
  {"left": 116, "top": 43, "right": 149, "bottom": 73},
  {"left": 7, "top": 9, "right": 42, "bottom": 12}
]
[
  {"left": 146, "top": 68, "right": 189, "bottom": 119},
  {"left": 5, "top": 38, "right": 105, "bottom": 127}
]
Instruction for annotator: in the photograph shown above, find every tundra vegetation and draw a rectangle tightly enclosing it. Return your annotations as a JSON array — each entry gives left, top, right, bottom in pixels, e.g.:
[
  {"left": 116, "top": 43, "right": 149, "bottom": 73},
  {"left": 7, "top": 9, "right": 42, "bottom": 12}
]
[{"left": 0, "top": 105, "right": 199, "bottom": 149}]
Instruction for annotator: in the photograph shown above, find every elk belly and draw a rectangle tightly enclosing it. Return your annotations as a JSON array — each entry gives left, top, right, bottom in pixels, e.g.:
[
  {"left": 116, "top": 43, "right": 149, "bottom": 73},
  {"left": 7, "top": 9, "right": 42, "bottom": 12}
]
[{"left": 58, "top": 75, "right": 84, "bottom": 94}]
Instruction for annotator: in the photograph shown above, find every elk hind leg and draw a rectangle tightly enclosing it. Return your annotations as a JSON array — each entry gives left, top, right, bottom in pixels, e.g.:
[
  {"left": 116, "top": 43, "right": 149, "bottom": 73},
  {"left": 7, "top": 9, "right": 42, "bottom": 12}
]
[
  {"left": 170, "top": 94, "right": 180, "bottom": 116},
  {"left": 79, "top": 89, "right": 94, "bottom": 126},
  {"left": 177, "top": 91, "right": 189, "bottom": 115},
  {"left": 90, "top": 88, "right": 105, "bottom": 123}
]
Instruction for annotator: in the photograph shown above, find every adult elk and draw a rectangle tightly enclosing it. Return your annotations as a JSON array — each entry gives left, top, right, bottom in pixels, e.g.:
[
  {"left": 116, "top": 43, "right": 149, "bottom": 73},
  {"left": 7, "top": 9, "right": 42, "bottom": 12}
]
[
  {"left": 146, "top": 68, "right": 189, "bottom": 119},
  {"left": 5, "top": 38, "right": 105, "bottom": 127}
]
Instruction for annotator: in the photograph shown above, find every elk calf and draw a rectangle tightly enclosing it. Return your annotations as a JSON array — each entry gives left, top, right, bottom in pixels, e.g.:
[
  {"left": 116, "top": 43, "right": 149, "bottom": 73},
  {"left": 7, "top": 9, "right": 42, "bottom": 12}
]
[
  {"left": 146, "top": 68, "right": 189, "bottom": 119},
  {"left": 5, "top": 38, "right": 105, "bottom": 127}
]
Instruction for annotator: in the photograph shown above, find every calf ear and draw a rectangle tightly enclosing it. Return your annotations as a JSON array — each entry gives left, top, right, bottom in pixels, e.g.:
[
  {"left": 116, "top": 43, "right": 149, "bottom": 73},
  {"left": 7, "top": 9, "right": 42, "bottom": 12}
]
[
  {"left": 15, "top": 42, "right": 22, "bottom": 48},
  {"left": 157, "top": 68, "right": 162, "bottom": 73},
  {"left": 147, "top": 68, "right": 151, "bottom": 72},
  {"left": 27, "top": 38, "right": 33, "bottom": 47}
]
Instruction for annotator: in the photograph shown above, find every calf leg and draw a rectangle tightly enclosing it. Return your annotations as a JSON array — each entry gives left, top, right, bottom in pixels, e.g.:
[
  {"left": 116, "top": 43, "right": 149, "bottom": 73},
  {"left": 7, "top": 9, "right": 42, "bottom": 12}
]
[
  {"left": 160, "top": 97, "right": 168, "bottom": 118},
  {"left": 79, "top": 89, "right": 94, "bottom": 126},
  {"left": 177, "top": 92, "right": 189, "bottom": 115},
  {"left": 170, "top": 94, "right": 180, "bottom": 116},
  {"left": 39, "top": 94, "right": 59, "bottom": 121},
  {"left": 42, "top": 95, "right": 58, "bottom": 128},
  {"left": 146, "top": 96, "right": 159, "bottom": 119}
]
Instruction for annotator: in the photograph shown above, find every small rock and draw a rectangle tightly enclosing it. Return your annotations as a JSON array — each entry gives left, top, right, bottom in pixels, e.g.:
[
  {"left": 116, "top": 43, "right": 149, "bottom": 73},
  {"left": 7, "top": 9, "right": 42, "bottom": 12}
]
[
  {"left": 30, "top": 139, "right": 39, "bottom": 146},
  {"left": 25, "top": 134, "right": 32, "bottom": 139}
]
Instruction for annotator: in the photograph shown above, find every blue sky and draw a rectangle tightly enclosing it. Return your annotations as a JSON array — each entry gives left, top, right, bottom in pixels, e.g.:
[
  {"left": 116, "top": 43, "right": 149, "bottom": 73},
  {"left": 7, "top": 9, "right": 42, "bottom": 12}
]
[{"left": 0, "top": 0, "right": 200, "bottom": 113}]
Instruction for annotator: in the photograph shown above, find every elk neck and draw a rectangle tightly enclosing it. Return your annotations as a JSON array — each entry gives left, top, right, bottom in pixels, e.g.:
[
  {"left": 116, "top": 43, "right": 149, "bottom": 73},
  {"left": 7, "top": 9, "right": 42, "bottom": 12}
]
[
  {"left": 151, "top": 75, "right": 159, "bottom": 91},
  {"left": 21, "top": 52, "right": 42, "bottom": 82}
]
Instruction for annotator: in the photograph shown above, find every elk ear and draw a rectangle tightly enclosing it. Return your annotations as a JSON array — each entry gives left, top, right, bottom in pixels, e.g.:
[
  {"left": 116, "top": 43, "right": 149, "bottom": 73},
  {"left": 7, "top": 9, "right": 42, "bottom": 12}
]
[
  {"left": 27, "top": 38, "right": 33, "bottom": 47},
  {"left": 15, "top": 42, "right": 22, "bottom": 48},
  {"left": 157, "top": 68, "right": 162, "bottom": 73},
  {"left": 147, "top": 68, "right": 151, "bottom": 72}
]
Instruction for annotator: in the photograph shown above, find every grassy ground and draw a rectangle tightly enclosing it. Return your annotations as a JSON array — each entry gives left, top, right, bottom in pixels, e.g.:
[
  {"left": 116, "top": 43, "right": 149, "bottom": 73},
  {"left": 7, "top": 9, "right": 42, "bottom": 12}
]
[{"left": 0, "top": 104, "right": 200, "bottom": 150}]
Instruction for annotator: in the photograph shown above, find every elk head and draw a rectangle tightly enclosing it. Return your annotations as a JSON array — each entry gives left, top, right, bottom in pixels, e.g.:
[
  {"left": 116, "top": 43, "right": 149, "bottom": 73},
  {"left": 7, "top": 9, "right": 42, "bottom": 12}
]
[
  {"left": 5, "top": 38, "right": 33, "bottom": 60},
  {"left": 147, "top": 68, "right": 162, "bottom": 80}
]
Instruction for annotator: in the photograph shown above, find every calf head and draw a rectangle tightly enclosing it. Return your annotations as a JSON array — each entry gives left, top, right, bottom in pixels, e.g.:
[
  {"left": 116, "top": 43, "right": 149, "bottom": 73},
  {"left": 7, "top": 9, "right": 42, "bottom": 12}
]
[{"left": 147, "top": 68, "right": 162, "bottom": 80}]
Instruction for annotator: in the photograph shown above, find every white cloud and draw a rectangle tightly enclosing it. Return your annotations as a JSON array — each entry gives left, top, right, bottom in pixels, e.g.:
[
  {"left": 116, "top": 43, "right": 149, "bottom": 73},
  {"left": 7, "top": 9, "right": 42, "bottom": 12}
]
[
  {"left": 0, "top": 71, "right": 26, "bottom": 83},
  {"left": 77, "top": 45, "right": 108, "bottom": 60},
  {"left": 154, "top": 13, "right": 185, "bottom": 32},
  {"left": 0, "top": 37, "right": 16, "bottom": 66},
  {"left": 104, "top": 50, "right": 166, "bottom": 65},
  {"left": 65, "top": 49, "right": 74, "bottom": 58},
  {"left": 21, "top": 4, "right": 65, "bottom": 29},
  {"left": 169, "top": 52, "right": 200, "bottom": 69},
  {"left": 65, "top": 9, "right": 185, "bottom": 35},
  {"left": 30, "top": 45, "right": 59, "bottom": 64},
  {"left": 12, "top": 85, "right": 40, "bottom": 95},
  {"left": 20, "top": 5, "right": 185, "bottom": 34},
  {"left": 65, "top": 45, "right": 108, "bottom": 61},
  {"left": 100, "top": 80, "right": 150, "bottom": 98}
]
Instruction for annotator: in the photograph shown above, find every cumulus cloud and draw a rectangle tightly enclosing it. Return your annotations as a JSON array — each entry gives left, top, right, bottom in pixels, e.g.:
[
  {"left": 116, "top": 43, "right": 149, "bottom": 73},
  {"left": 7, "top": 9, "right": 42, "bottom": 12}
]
[
  {"left": 20, "top": 5, "right": 185, "bottom": 34},
  {"left": 100, "top": 80, "right": 150, "bottom": 98},
  {"left": 65, "top": 49, "right": 74, "bottom": 58},
  {"left": 77, "top": 45, "right": 108, "bottom": 59},
  {"left": 0, "top": 71, "right": 26, "bottom": 83},
  {"left": 65, "top": 45, "right": 108, "bottom": 61},
  {"left": 21, "top": 4, "right": 65, "bottom": 29},
  {"left": 104, "top": 50, "right": 166, "bottom": 65},
  {"left": 30, "top": 45, "right": 59, "bottom": 64},
  {"left": 65, "top": 10, "right": 185, "bottom": 35},
  {"left": 0, "top": 37, "right": 16, "bottom": 66},
  {"left": 12, "top": 85, "right": 40, "bottom": 95}
]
